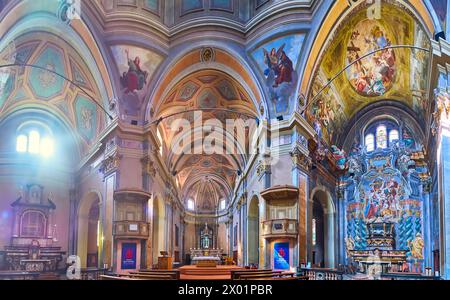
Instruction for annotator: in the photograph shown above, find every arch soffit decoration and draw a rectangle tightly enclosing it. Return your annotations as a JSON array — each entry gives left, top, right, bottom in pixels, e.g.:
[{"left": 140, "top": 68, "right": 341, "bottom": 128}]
[
  {"left": 301, "top": 0, "right": 438, "bottom": 98},
  {"left": 0, "top": 1, "right": 116, "bottom": 152},
  {"left": 146, "top": 47, "right": 261, "bottom": 213},
  {"left": 299, "top": 0, "right": 439, "bottom": 145},
  {"left": 339, "top": 101, "right": 426, "bottom": 151}
]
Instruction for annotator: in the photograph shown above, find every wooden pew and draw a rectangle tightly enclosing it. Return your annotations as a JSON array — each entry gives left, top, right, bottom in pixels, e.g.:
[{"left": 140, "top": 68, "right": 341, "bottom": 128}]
[
  {"left": 136, "top": 269, "right": 180, "bottom": 279},
  {"left": 100, "top": 275, "right": 143, "bottom": 280},
  {"left": 129, "top": 271, "right": 179, "bottom": 279},
  {"left": 231, "top": 269, "right": 282, "bottom": 280},
  {"left": 127, "top": 273, "right": 175, "bottom": 280}
]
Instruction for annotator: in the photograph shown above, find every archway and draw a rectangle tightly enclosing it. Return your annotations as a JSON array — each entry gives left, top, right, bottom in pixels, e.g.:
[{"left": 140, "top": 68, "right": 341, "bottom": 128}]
[
  {"left": 309, "top": 189, "right": 335, "bottom": 268},
  {"left": 77, "top": 192, "right": 102, "bottom": 268},
  {"left": 86, "top": 201, "right": 100, "bottom": 267},
  {"left": 248, "top": 196, "right": 260, "bottom": 266},
  {"left": 152, "top": 196, "right": 166, "bottom": 265}
]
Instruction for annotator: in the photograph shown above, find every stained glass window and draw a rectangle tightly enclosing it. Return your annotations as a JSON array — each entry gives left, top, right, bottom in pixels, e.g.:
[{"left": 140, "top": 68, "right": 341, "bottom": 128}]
[
  {"left": 376, "top": 125, "right": 387, "bottom": 149},
  {"left": 389, "top": 129, "right": 399, "bottom": 144},
  {"left": 365, "top": 133, "right": 375, "bottom": 152}
]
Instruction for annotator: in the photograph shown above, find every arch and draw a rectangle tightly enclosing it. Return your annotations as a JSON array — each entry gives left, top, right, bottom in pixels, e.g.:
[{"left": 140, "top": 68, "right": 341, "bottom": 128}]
[
  {"left": 309, "top": 187, "right": 336, "bottom": 268},
  {"left": 0, "top": 105, "right": 83, "bottom": 162},
  {"left": 76, "top": 191, "right": 102, "bottom": 268},
  {"left": 145, "top": 47, "right": 266, "bottom": 123},
  {"left": 300, "top": 0, "right": 439, "bottom": 99},
  {"left": 247, "top": 195, "right": 260, "bottom": 266},
  {"left": 152, "top": 196, "right": 166, "bottom": 265},
  {"left": 0, "top": 1, "right": 115, "bottom": 121},
  {"left": 339, "top": 101, "right": 426, "bottom": 150}
]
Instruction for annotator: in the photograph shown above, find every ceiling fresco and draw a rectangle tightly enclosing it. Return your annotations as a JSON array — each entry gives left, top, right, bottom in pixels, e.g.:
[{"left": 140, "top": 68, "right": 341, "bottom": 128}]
[
  {"left": 0, "top": 32, "right": 104, "bottom": 146},
  {"left": 157, "top": 70, "right": 257, "bottom": 213},
  {"left": 111, "top": 45, "right": 163, "bottom": 117},
  {"left": 307, "top": 3, "right": 431, "bottom": 144},
  {"left": 250, "top": 33, "right": 305, "bottom": 116}
]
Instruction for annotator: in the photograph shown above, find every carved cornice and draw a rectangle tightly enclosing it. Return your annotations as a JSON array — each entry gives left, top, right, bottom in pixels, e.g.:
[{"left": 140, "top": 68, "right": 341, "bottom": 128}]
[
  {"left": 256, "top": 153, "right": 272, "bottom": 178},
  {"left": 99, "top": 150, "right": 122, "bottom": 176},
  {"left": 141, "top": 155, "right": 157, "bottom": 178},
  {"left": 290, "top": 145, "right": 312, "bottom": 172}
]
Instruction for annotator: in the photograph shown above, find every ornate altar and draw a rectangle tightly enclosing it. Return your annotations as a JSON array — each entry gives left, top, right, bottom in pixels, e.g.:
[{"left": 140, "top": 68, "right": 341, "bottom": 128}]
[
  {"left": 343, "top": 135, "right": 429, "bottom": 275},
  {"left": 1, "top": 185, "right": 65, "bottom": 272},
  {"left": 350, "top": 222, "right": 407, "bottom": 274},
  {"left": 189, "top": 223, "right": 222, "bottom": 266}
]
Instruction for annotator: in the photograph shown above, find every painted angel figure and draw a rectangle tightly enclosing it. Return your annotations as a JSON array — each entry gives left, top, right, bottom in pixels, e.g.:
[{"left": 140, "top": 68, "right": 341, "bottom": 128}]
[
  {"left": 120, "top": 49, "right": 149, "bottom": 94},
  {"left": 263, "top": 43, "right": 294, "bottom": 87}
]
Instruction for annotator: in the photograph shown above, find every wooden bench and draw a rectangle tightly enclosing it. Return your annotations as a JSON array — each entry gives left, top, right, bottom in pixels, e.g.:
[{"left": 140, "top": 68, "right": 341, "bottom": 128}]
[
  {"left": 129, "top": 271, "right": 179, "bottom": 279},
  {"left": 127, "top": 273, "right": 175, "bottom": 280},
  {"left": 231, "top": 269, "right": 281, "bottom": 280},
  {"left": 110, "top": 273, "right": 175, "bottom": 280},
  {"left": 100, "top": 275, "right": 142, "bottom": 280}
]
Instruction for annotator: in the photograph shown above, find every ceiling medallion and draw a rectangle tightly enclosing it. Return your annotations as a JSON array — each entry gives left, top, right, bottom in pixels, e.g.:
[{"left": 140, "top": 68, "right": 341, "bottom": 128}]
[{"left": 200, "top": 47, "right": 215, "bottom": 63}]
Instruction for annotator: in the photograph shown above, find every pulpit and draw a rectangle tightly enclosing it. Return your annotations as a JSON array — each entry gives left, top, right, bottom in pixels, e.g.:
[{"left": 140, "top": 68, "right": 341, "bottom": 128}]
[
  {"left": 158, "top": 251, "right": 173, "bottom": 270},
  {"left": 1, "top": 185, "right": 65, "bottom": 272}
]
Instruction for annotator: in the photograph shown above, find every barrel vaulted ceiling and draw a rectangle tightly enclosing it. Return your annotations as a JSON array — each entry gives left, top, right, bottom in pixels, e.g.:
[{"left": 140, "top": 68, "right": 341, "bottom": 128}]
[
  {"left": 156, "top": 69, "right": 258, "bottom": 213},
  {"left": 0, "top": 32, "right": 105, "bottom": 148}
]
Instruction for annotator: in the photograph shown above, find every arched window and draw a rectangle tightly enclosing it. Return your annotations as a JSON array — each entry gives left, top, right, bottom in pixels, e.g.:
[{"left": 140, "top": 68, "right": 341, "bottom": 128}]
[
  {"left": 389, "top": 129, "right": 399, "bottom": 144},
  {"left": 365, "top": 134, "right": 375, "bottom": 152},
  {"left": 376, "top": 125, "right": 387, "bottom": 149},
  {"left": 16, "top": 135, "right": 28, "bottom": 153},
  {"left": 220, "top": 199, "right": 226, "bottom": 210},
  {"left": 364, "top": 120, "right": 399, "bottom": 152},
  {"left": 187, "top": 199, "right": 195, "bottom": 211},
  {"left": 16, "top": 123, "right": 55, "bottom": 157}
]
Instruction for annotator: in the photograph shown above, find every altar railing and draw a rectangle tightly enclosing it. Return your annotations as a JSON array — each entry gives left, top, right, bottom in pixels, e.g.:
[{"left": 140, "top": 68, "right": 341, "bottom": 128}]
[
  {"left": 298, "top": 267, "right": 344, "bottom": 280},
  {"left": 262, "top": 219, "right": 298, "bottom": 239},
  {"left": 80, "top": 268, "right": 108, "bottom": 280}
]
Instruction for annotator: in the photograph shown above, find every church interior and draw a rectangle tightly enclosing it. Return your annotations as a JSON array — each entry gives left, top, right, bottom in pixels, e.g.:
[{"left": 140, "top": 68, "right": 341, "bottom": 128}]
[{"left": 0, "top": 0, "right": 449, "bottom": 281}]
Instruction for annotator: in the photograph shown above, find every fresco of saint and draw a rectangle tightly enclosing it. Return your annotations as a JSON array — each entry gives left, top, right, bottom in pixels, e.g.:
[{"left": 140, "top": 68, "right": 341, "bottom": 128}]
[
  {"left": 120, "top": 49, "right": 149, "bottom": 94},
  {"left": 253, "top": 34, "right": 304, "bottom": 115},
  {"left": 346, "top": 20, "right": 396, "bottom": 97}
]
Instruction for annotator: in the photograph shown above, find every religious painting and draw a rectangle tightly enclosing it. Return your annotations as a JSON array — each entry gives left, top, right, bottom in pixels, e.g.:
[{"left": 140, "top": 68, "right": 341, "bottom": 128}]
[
  {"left": 121, "top": 243, "right": 137, "bottom": 270},
  {"left": 251, "top": 34, "right": 305, "bottom": 116},
  {"left": 233, "top": 224, "right": 238, "bottom": 247},
  {"left": 75, "top": 95, "right": 97, "bottom": 142},
  {"left": 111, "top": 45, "right": 163, "bottom": 116},
  {"left": 308, "top": 4, "right": 423, "bottom": 145},
  {"left": 410, "top": 23, "right": 431, "bottom": 113},
  {"left": 274, "top": 242, "right": 290, "bottom": 270},
  {"left": 346, "top": 20, "right": 396, "bottom": 97},
  {"left": 356, "top": 169, "right": 408, "bottom": 223}
]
